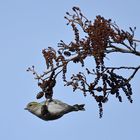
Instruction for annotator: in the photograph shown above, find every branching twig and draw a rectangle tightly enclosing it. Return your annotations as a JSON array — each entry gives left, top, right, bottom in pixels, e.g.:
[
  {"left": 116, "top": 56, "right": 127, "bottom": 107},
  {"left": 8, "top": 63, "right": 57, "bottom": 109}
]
[
  {"left": 106, "top": 45, "right": 140, "bottom": 56},
  {"left": 27, "top": 6, "right": 140, "bottom": 118}
]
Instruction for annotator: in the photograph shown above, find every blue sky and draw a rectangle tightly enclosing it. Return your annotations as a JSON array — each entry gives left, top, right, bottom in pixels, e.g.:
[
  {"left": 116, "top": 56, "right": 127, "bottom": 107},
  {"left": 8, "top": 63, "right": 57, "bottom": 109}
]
[{"left": 0, "top": 0, "right": 140, "bottom": 140}]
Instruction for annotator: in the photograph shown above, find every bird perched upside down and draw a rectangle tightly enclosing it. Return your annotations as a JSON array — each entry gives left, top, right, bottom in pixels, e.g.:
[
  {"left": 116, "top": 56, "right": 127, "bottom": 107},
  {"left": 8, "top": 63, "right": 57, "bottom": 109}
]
[{"left": 25, "top": 99, "right": 85, "bottom": 121}]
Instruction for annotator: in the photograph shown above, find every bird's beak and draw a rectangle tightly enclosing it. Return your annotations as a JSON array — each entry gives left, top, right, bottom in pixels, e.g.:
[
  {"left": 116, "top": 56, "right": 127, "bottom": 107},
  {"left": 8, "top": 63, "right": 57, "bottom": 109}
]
[{"left": 24, "top": 107, "right": 28, "bottom": 110}]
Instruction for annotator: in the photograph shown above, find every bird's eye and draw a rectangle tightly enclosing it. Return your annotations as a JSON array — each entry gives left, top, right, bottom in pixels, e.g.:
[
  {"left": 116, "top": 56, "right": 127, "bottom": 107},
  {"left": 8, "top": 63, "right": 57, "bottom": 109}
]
[{"left": 29, "top": 104, "right": 32, "bottom": 107}]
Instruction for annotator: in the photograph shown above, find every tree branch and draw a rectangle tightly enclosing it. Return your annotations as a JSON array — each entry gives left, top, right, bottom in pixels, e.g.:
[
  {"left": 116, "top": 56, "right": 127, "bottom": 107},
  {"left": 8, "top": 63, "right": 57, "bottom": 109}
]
[{"left": 106, "top": 45, "right": 140, "bottom": 56}]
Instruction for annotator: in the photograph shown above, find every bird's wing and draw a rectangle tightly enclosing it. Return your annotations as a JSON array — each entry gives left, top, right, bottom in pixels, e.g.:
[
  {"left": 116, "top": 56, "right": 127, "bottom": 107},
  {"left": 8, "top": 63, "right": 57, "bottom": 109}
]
[
  {"left": 47, "top": 99, "right": 71, "bottom": 114},
  {"left": 52, "top": 99, "right": 70, "bottom": 107}
]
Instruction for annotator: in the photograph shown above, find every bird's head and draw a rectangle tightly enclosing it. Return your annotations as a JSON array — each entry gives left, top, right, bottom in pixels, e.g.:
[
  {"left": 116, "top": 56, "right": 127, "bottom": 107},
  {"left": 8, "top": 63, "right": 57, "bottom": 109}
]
[{"left": 25, "top": 102, "right": 40, "bottom": 113}]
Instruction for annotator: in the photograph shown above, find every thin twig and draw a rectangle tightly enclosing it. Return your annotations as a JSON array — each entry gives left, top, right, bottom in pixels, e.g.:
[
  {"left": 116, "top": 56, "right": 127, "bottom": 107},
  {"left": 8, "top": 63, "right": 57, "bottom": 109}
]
[{"left": 106, "top": 45, "right": 140, "bottom": 56}]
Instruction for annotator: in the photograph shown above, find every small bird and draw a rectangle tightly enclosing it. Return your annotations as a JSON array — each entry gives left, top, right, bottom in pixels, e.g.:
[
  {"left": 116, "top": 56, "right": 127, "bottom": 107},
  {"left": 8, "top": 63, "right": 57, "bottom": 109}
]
[{"left": 25, "top": 99, "right": 85, "bottom": 121}]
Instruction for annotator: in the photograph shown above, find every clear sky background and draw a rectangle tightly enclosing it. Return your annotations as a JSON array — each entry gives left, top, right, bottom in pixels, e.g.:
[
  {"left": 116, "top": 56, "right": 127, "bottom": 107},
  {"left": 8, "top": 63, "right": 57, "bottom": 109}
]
[{"left": 0, "top": 0, "right": 140, "bottom": 140}]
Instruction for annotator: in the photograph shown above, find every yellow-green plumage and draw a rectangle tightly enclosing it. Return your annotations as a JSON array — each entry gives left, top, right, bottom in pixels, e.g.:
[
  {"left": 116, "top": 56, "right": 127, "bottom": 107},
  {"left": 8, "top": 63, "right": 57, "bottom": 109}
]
[{"left": 25, "top": 99, "right": 85, "bottom": 121}]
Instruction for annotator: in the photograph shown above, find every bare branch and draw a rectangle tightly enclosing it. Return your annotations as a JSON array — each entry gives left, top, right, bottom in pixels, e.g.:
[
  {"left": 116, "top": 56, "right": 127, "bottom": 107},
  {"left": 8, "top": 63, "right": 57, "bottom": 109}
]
[{"left": 106, "top": 45, "right": 140, "bottom": 56}]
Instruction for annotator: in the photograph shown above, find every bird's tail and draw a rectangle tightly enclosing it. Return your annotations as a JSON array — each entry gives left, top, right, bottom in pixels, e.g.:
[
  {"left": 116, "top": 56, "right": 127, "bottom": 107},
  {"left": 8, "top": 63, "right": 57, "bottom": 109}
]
[{"left": 73, "top": 104, "right": 85, "bottom": 111}]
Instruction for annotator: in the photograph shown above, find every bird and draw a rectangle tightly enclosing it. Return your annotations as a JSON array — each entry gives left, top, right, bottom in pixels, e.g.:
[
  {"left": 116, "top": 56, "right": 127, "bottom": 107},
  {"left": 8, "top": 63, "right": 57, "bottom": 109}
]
[{"left": 25, "top": 99, "right": 85, "bottom": 121}]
